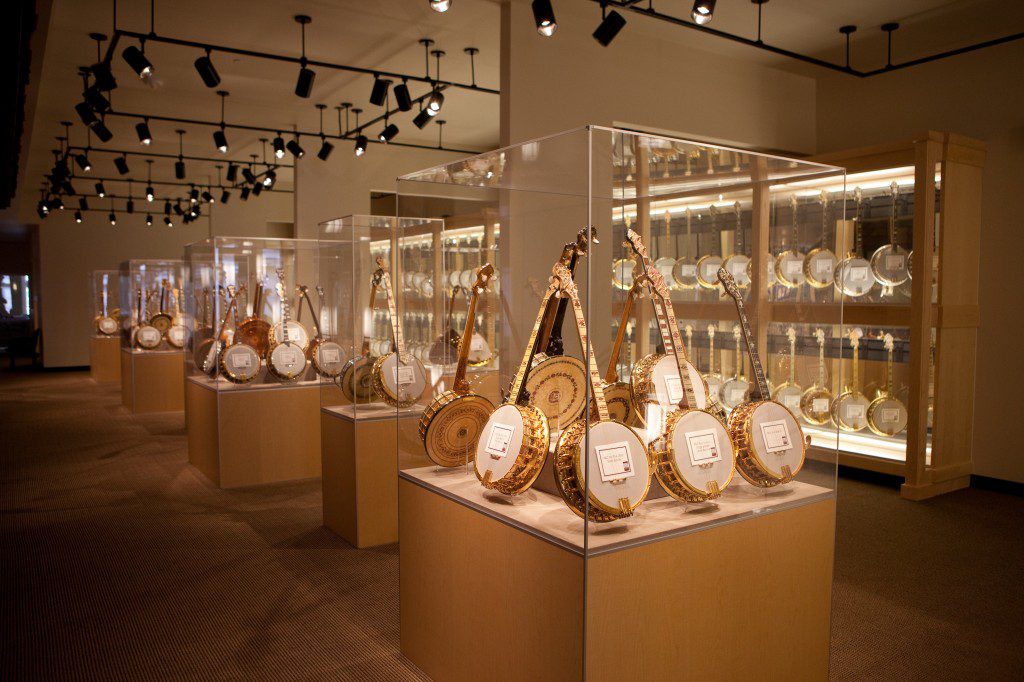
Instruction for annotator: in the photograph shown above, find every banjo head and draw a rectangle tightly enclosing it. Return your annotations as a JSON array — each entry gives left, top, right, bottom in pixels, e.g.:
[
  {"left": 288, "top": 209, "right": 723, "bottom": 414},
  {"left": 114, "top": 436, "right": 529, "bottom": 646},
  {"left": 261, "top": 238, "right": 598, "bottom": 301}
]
[
  {"left": 696, "top": 255, "right": 724, "bottom": 289},
  {"left": 268, "top": 340, "right": 308, "bottom": 381},
  {"left": 834, "top": 256, "right": 873, "bottom": 298},
  {"left": 475, "top": 403, "right": 549, "bottom": 495},
  {"left": 525, "top": 354, "right": 587, "bottom": 430},
  {"left": 270, "top": 320, "right": 310, "bottom": 351},
  {"left": 654, "top": 257, "right": 677, "bottom": 289},
  {"left": 653, "top": 408, "right": 736, "bottom": 502},
  {"left": 803, "top": 248, "right": 837, "bottom": 288},
  {"left": 219, "top": 343, "right": 262, "bottom": 384},
  {"left": 832, "top": 391, "right": 870, "bottom": 432},
  {"left": 870, "top": 244, "right": 910, "bottom": 287},
  {"left": 466, "top": 333, "right": 492, "bottom": 366},
  {"left": 799, "top": 386, "right": 834, "bottom": 426},
  {"left": 135, "top": 325, "right": 162, "bottom": 350},
  {"left": 166, "top": 324, "right": 188, "bottom": 349},
  {"left": 593, "top": 382, "right": 641, "bottom": 426},
  {"left": 611, "top": 258, "right": 635, "bottom": 290},
  {"left": 149, "top": 313, "right": 172, "bottom": 333},
  {"left": 631, "top": 354, "right": 709, "bottom": 422},
  {"left": 774, "top": 250, "right": 807, "bottom": 288},
  {"left": 723, "top": 254, "right": 751, "bottom": 289},
  {"left": 341, "top": 356, "right": 376, "bottom": 402},
  {"left": 459, "top": 268, "right": 476, "bottom": 289},
  {"left": 554, "top": 419, "right": 650, "bottom": 521},
  {"left": 729, "top": 400, "right": 806, "bottom": 487},
  {"left": 372, "top": 352, "right": 428, "bottom": 407},
  {"left": 311, "top": 340, "right": 346, "bottom": 378},
  {"left": 420, "top": 391, "right": 494, "bottom": 467},
  {"left": 772, "top": 383, "right": 804, "bottom": 416},
  {"left": 236, "top": 318, "right": 271, "bottom": 357},
  {"left": 867, "top": 395, "right": 909, "bottom": 437},
  {"left": 97, "top": 316, "right": 118, "bottom": 335},
  {"left": 671, "top": 256, "right": 699, "bottom": 290},
  {"left": 720, "top": 378, "right": 750, "bottom": 410}
]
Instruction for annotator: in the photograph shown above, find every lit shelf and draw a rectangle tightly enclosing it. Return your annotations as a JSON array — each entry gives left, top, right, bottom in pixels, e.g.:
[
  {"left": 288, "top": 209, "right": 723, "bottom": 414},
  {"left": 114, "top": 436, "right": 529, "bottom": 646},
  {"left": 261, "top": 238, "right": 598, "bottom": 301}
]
[{"left": 804, "top": 424, "right": 931, "bottom": 464}]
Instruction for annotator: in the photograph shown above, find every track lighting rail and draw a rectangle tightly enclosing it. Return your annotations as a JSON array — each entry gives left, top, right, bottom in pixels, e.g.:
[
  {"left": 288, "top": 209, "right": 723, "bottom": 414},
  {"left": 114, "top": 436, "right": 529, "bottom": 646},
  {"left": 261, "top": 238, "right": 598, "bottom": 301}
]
[
  {"left": 67, "top": 175, "right": 293, "bottom": 194},
  {"left": 62, "top": 145, "right": 294, "bottom": 169}
]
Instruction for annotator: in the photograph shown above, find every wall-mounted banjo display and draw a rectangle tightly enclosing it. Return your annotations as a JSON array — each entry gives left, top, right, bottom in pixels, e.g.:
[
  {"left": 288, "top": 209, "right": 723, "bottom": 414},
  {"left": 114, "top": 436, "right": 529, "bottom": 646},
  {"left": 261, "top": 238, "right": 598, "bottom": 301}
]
[
  {"left": 720, "top": 325, "right": 749, "bottom": 411},
  {"left": 695, "top": 204, "right": 724, "bottom": 290},
  {"left": 165, "top": 288, "right": 188, "bottom": 349},
  {"left": 420, "top": 265, "right": 496, "bottom": 468},
  {"left": 266, "top": 270, "right": 308, "bottom": 381},
  {"left": 775, "top": 195, "right": 807, "bottom": 288},
  {"left": 772, "top": 327, "right": 803, "bottom": 415},
  {"left": 720, "top": 267, "right": 806, "bottom": 487},
  {"left": 134, "top": 288, "right": 162, "bottom": 350},
  {"left": 552, "top": 261, "right": 652, "bottom": 522},
  {"left": 804, "top": 191, "right": 837, "bottom": 288},
  {"left": 722, "top": 201, "right": 751, "bottom": 289},
  {"left": 799, "top": 328, "right": 834, "bottom": 426},
  {"left": 831, "top": 328, "right": 870, "bottom": 432},
  {"left": 653, "top": 210, "right": 677, "bottom": 288},
  {"left": 236, "top": 281, "right": 272, "bottom": 357},
  {"left": 301, "top": 286, "right": 347, "bottom": 378},
  {"left": 340, "top": 270, "right": 382, "bottom": 403},
  {"left": 370, "top": 256, "right": 428, "bottom": 407},
  {"left": 867, "top": 333, "right": 909, "bottom": 437},
  {"left": 834, "top": 188, "right": 873, "bottom": 298},
  {"left": 870, "top": 181, "right": 911, "bottom": 294},
  {"left": 95, "top": 274, "right": 118, "bottom": 336},
  {"left": 671, "top": 208, "right": 699, "bottom": 290}
]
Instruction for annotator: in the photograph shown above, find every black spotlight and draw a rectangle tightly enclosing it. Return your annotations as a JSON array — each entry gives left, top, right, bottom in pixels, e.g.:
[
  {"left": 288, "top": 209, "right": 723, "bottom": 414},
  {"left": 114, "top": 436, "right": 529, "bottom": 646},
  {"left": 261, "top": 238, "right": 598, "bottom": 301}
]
[
  {"left": 393, "top": 82, "right": 413, "bottom": 111},
  {"left": 75, "top": 101, "right": 98, "bottom": 126},
  {"left": 114, "top": 155, "right": 130, "bottom": 175},
  {"left": 90, "top": 61, "right": 117, "bottom": 91},
  {"left": 273, "top": 135, "right": 285, "bottom": 159},
  {"left": 213, "top": 129, "right": 228, "bottom": 153},
  {"left": 37, "top": 205, "right": 47, "bottom": 220},
  {"left": 241, "top": 166, "right": 256, "bottom": 184},
  {"left": 109, "top": 212, "right": 117, "bottom": 226},
  {"left": 164, "top": 216, "right": 173, "bottom": 226},
  {"left": 136, "top": 121, "right": 152, "bottom": 145},
  {"left": 378, "top": 123, "right": 399, "bottom": 143},
  {"left": 173, "top": 203, "right": 184, "bottom": 216},
  {"left": 83, "top": 86, "right": 110, "bottom": 113},
  {"left": 75, "top": 211, "right": 83, "bottom": 223},
  {"left": 79, "top": 197, "right": 89, "bottom": 211},
  {"left": 413, "top": 108, "right": 432, "bottom": 129},
  {"left": 296, "top": 66, "right": 316, "bottom": 98},
  {"left": 201, "top": 190, "right": 214, "bottom": 203},
  {"left": 317, "top": 136, "right": 334, "bottom": 161},
  {"left": 220, "top": 190, "right": 230, "bottom": 203},
  {"left": 354, "top": 135, "right": 368, "bottom": 157},
  {"left": 252, "top": 182, "right": 263, "bottom": 197},
  {"left": 194, "top": 51, "right": 221, "bottom": 88},
  {"left": 126, "top": 199, "right": 135, "bottom": 214},
  {"left": 428, "top": 0, "right": 452, "bottom": 12},
  {"left": 189, "top": 187, "right": 199, "bottom": 203},
  {"left": 593, "top": 9, "right": 626, "bottom": 46},
  {"left": 146, "top": 186, "right": 154, "bottom": 202},
  {"left": 286, "top": 138, "right": 305, "bottom": 158},
  {"left": 226, "top": 163, "right": 238, "bottom": 183},
  {"left": 369, "top": 77, "right": 391, "bottom": 106},
  {"left": 240, "top": 186, "right": 251, "bottom": 201},
  {"left": 532, "top": 0, "right": 557, "bottom": 36},
  {"left": 175, "top": 160, "right": 186, "bottom": 179},
  {"left": 146, "top": 214, "right": 153, "bottom": 226},
  {"left": 95, "top": 182, "right": 106, "bottom": 197},
  {"left": 121, "top": 44, "right": 153, "bottom": 78},
  {"left": 426, "top": 90, "right": 444, "bottom": 115},
  {"left": 63, "top": 181, "right": 76, "bottom": 196},
  {"left": 75, "top": 153, "right": 91, "bottom": 172},
  {"left": 163, "top": 200, "right": 171, "bottom": 214},
  {"left": 263, "top": 170, "right": 277, "bottom": 187},
  {"left": 691, "top": 0, "right": 716, "bottom": 25},
  {"left": 92, "top": 120, "right": 114, "bottom": 143}
]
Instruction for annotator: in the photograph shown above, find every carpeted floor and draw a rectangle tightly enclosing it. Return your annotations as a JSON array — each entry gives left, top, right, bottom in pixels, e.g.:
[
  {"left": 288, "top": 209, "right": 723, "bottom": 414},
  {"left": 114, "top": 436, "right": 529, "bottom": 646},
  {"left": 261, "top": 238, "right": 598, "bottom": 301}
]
[{"left": 1, "top": 370, "right": 1022, "bottom": 680}]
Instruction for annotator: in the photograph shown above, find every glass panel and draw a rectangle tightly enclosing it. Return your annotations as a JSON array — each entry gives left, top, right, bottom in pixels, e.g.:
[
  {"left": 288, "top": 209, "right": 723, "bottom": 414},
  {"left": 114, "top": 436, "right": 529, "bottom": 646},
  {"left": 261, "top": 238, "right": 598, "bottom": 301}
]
[
  {"left": 91, "top": 270, "right": 120, "bottom": 337},
  {"left": 118, "top": 259, "right": 185, "bottom": 353}
]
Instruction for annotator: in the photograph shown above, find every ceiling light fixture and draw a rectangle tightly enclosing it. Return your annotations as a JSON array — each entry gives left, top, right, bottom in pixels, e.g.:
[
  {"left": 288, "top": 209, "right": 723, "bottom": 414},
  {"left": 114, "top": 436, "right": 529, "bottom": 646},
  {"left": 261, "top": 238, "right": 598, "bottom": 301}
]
[
  {"left": 370, "top": 75, "right": 392, "bottom": 107},
  {"left": 96, "top": 182, "right": 106, "bottom": 197},
  {"left": 165, "top": 216, "right": 173, "bottom": 227},
  {"left": 213, "top": 90, "right": 230, "bottom": 153},
  {"left": 428, "top": 0, "right": 452, "bottom": 13},
  {"left": 220, "top": 189, "right": 230, "bottom": 203},
  {"left": 263, "top": 169, "right": 276, "bottom": 187},
  {"left": 92, "top": 117, "right": 114, "bottom": 143},
  {"left": 427, "top": 50, "right": 445, "bottom": 115},
  {"left": 189, "top": 185, "right": 199, "bottom": 204},
  {"left": 532, "top": 0, "right": 557, "bottom": 37},
  {"left": 121, "top": 42, "right": 153, "bottom": 79},
  {"left": 79, "top": 197, "right": 89, "bottom": 211},
  {"left": 379, "top": 121, "right": 398, "bottom": 143},
  {"left": 393, "top": 80, "right": 413, "bottom": 111},
  {"left": 114, "top": 154, "right": 130, "bottom": 175},
  {"left": 175, "top": 129, "right": 186, "bottom": 179},
  {"left": 75, "top": 153, "right": 91, "bottom": 172},
  {"left": 286, "top": 136, "right": 305, "bottom": 158},
  {"left": 146, "top": 214, "right": 153, "bottom": 226},
  {"left": 273, "top": 134, "right": 285, "bottom": 159},
  {"left": 315, "top": 103, "right": 334, "bottom": 160},
  {"left": 135, "top": 119, "right": 152, "bottom": 145},
  {"left": 201, "top": 189, "right": 214, "bottom": 203},
  {"left": 145, "top": 160, "right": 154, "bottom": 201},
  {"left": 691, "top": 0, "right": 716, "bottom": 25},
  {"left": 354, "top": 134, "right": 367, "bottom": 156},
  {"left": 76, "top": 101, "right": 97, "bottom": 127},
  {"left": 294, "top": 16, "right": 316, "bottom": 98},
  {"left": 226, "top": 163, "right": 238, "bottom": 183},
  {"left": 413, "top": 105, "right": 432, "bottom": 129},
  {"left": 594, "top": 2, "right": 627, "bottom": 46},
  {"left": 75, "top": 211, "right": 83, "bottom": 223},
  {"left": 88, "top": 33, "right": 117, "bottom": 91},
  {"left": 194, "top": 49, "right": 221, "bottom": 88},
  {"left": 240, "top": 186, "right": 250, "bottom": 201}
]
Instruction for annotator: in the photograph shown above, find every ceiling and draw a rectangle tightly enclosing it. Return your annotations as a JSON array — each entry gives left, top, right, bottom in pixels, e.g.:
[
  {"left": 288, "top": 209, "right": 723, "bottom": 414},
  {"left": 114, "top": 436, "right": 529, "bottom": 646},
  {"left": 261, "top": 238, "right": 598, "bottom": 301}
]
[{"left": 18, "top": 0, "right": 501, "bottom": 222}]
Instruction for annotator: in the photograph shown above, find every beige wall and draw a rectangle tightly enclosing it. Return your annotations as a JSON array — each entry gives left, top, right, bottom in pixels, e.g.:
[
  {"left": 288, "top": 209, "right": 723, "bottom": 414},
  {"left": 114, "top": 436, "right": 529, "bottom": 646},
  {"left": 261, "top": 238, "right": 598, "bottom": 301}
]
[
  {"left": 816, "top": 40, "right": 1024, "bottom": 483},
  {"left": 39, "top": 189, "right": 292, "bottom": 367}
]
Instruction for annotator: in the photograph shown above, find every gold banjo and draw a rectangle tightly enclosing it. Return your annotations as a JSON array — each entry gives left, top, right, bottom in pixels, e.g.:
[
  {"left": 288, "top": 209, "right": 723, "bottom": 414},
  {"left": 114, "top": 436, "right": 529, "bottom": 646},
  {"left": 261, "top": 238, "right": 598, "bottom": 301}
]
[
  {"left": 420, "top": 264, "right": 496, "bottom": 467},
  {"left": 149, "top": 279, "right": 174, "bottom": 334},
  {"left": 775, "top": 196, "right": 806, "bottom": 288},
  {"left": 95, "top": 274, "right": 118, "bottom": 335},
  {"left": 703, "top": 324, "right": 724, "bottom": 408},
  {"left": 218, "top": 287, "right": 262, "bottom": 384},
  {"left": 266, "top": 269, "right": 308, "bottom": 381},
  {"left": 236, "top": 281, "right": 271, "bottom": 357},
  {"left": 799, "top": 328, "right": 834, "bottom": 426},
  {"left": 721, "top": 201, "right": 751, "bottom": 289},
  {"left": 804, "top": 191, "right": 837, "bottom": 288},
  {"left": 199, "top": 286, "right": 237, "bottom": 377},
  {"left": 720, "top": 325, "right": 749, "bottom": 411},
  {"left": 591, "top": 276, "right": 643, "bottom": 426},
  {"left": 269, "top": 284, "right": 310, "bottom": 352},
  {"left": 340, "top": 270, "right": 381, "bottom": 403},
  {"left": 300, "top": 285, "right": 347, "bottom": 378},
  {"left": 165, "top": 287, "right": 188, "bottom": 349},
  {"left": 134, "top": 288, "right": 162, "bottom": 350},
  {"left": 720, "top": 268, "right": 807, "bottom": 487},
  {"left": 671, "top": 208, "right": 699, "bottom": 290},
  {"left": 370, "top": 256, "right": 428, "bottom": 407},
  {"left": 552, "top": 261, "right": 652, "bottom": 522},
  {"left": 831, "top": 328, "right": 870, "bottom": 432},
  {"left": 772, "top": 327, "right": 803, "bottom": 415},
  {"left": 867, "top": 333, "right": 908, "bottom": 436},
  {"left": 695, "top": 204, "right": 724, "bottom": 290}
]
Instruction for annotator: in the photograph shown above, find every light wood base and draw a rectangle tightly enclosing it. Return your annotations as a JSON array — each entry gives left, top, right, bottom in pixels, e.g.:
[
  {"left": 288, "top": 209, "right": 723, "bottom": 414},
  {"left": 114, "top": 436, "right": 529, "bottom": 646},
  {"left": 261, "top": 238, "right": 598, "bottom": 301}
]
[
  {"left": 89, "top": 336, "right": 121, "bottom": 384},
  {"left": 900, "top": 474, "right": 970, "bottom": 500},
  {"left": 321, "top": 407, "right": 430, "bottom": 547},
  {"left": 185, "top": 377, "right": 321, "bottom": 489},
  {"left": 400, "top": 480, "right": 835, "bottom": 682},
  {"left": 120, "top": 349, "right": 184, "bottom": 413}
]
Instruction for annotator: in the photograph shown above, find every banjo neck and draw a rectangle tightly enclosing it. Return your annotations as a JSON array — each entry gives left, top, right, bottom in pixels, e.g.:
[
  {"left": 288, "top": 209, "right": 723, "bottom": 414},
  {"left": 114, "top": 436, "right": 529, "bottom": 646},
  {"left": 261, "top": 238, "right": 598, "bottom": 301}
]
[
  {"left": 275, "top": 269, "right": 292, "bottom": 344},
  {"left": 790, "top": 195, "right": 799, "bottom": 251},
  {"left": 375, "top": 256, "right": 409, "bottom": 363},
  {"left": 708, "top": 325, "right": 717, "bottom": 374},
  {"left": 605, "top": 280, "right": 640, "bottom": 384},
  {"left": 889, "top": 181, "right": 899, "bottom": 245},
  {"left": 815, "top": 329, "right": 826, "bottom": 387},
  {"left": 159, "top": 279, "right": 169, "bottom": 315},
  {"left": 732, "top": 326, "right": 743, "bottom": 380},
  {"left": 511, "top": 284, "right": 557, "bottom": 406},
  {"left": 718, "top": 268, "right": 769, "bottom": 401},
  {"left": 453, "top": 264, "right": 494, "bottom": 393},
  {"left": 787, "top": 327, "right": 797, "bottom": 385},
  {"left": 849, "top": 332, "right": 862, "bottom": 393},
  {"left": 363, "top": 271, "right": 382, "bottom": 357},
  {"left": 884, "top": 334, "right": 895, "bottom": 395},
  {"left": 541, "top": 227, "right": 593, "bottom": 356},
  {"left": 299, "top": 286, "right": 325, "bottom": 339},
  {"left": 553, "top": 262, "right": 609, "bottom": 422}
]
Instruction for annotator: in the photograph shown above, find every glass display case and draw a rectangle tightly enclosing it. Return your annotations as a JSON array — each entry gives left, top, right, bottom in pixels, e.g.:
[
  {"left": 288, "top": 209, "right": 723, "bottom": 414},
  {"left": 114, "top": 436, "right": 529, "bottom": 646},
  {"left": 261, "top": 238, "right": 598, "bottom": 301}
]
[
  {"left": 393, "top": 127, "right": 845, "bottom": 680},
  {"left": 118, "top": 259, "right": 186, "bottom": 353},
  {"left": 91, "top": 269, "right": 120, "bottom": 337}
]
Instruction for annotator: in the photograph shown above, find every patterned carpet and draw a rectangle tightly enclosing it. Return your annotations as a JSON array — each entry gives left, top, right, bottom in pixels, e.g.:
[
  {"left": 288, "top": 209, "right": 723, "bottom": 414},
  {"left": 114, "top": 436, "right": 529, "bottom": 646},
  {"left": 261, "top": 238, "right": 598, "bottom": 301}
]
[{"left": 1, "top": 370, "right": 1022, "bottom": 680}]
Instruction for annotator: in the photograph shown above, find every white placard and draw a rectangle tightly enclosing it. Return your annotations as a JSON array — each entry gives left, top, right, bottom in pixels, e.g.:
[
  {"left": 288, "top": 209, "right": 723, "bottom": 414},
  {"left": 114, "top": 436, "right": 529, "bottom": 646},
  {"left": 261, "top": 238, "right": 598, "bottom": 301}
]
[
  {"left": 886, "top": 255, "right": 905, "bottom": 270},
  {"left": 786, "top": 260, "right": 803, "bottom": 275},
  {"left": 759, "top": 419, "right": 793, "bottom": 454},
  {"left": 596, "top": 441, "right": 635, "bottom": 482},
  {"left": 169, "top": 328, "right": 185, "bottom": 344},
  {"left": 812, "top": 398, "right": 829, "bottom": 412},
  {"left": 140, "top": 329, "right": 159, "bottom": 343},
  {"left": 850, "top": 266, "right": 869, "bottom": 282},
  {"left": 881, "top": 407, "right": 900, "bottom": 422},
  {"left": 470, "top": 336, "right": 485, "bottom": 351},
  {"left": 703, "top": 263, "right": 717, "bottom": 278},
  {"left": 816, "top": 259, "right": 834, "bottom": 274},
  {"left": 483, "top": 422, "right": 514, "bottom": 459},
  {"left": 394, "top": 365, "right": 415, "bottom": 385},
  {"left": 729, "top": 387, "right": 746, "bottom": 403},
  {"left": 280, "top": 350, "right": 298, "bottom": 366},
  {"left": 664, "top": 374, "right": 683, "bottom": 404},
  {"left": 684, "top": 428, "right": 723, "bottom": 466},
  {"left": 679, "top": 264, "right": 696, "bottom": 277},
  {"left": 783, "top": 395, "right": 800, "bottom": 411},
  {"left": 729, "top": 261, "right": 746, "bottom": 276},
  {"left": 321, "top": 348, "right": 340, "bottom": 363},
  {"left": 231, "top": 352, "right": 251, "bottom": 369},
  {"left": 845, "top": 404, "right": 865, "bottom": 419}
]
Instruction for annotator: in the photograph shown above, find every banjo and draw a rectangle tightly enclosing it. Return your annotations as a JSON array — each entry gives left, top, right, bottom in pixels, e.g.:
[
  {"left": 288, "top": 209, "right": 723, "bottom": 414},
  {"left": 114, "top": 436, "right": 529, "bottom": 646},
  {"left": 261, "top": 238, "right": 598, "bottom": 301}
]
[
  {"left": 370, "top": 256, "right": 428, "bottom": 407},
  {"left": 720, "top": 325, "right": 749, "bottom": 410},
  {"left": 340, "top": 270, "right": 382, "bottom": 403},
  {"left": 834, "top": 188, "right": 873, "bottom": 298},
  {"left": 804, "top": 191, "right": 837, "bottom": 288},
  {"left": 266, "top": 270, "right": 308, "bottom": 381},
  {"left": 552, "top": 261, "right": 652, "bottom": 522},
  {"left": 870, "top": 181, "right": 911, "bottom": 294},
  {"left": 611, "top": 215, "right": 637, "bottom": 291},
  {"left": 773, "top": 327, "right": 804, "bottom": 415},
  {"left": 671, "top": 208, "right": 699, "bottom": 290},
  {"left": 134, "top": 288, "right": 162, "bottom": 350},
  {"left": 720, "top": 267, "right": 806, "bottom": 488},
  {"left": 591, "top": 276, "right": 643, "bottom": 426},
  {"left": 300, "top": 285, "right": 347, "bottom": 378},
  {"left": 703, "top": 324, "right": 725, "bottom": 410},
  {"left": 867, "top": 333, "right": 909, "bottom": 436},
  {"left": 775, "top": 196, "right": 806, "bottom": 288},
  {"left": 165, "top": 287, "right": 188, "bottom": 349},
  {"left": 524, "top": 227, "right": 593, "bottom": 431},
  {"left": 799, "top": 328, "right": 834, "bottom": 426},
  {"left": 428, "top": 285, "right": 461, "bottom": 366},
  {"left": 218, "top": 286, "right": 262, "bottom": 384},
  {"left": 149, "top": 280, "right": 174, "bottom": 334},
  {"left": 270, "top": 285, "right": 310, "bottom": 353},
  {"left": 419, "top": 264, "right": 496, "bottom": 467},
  {"left": 236, "top": 281, "right": 271, "bottom": 357},
  {"left": 95, "top": 274, "right": 118, "bottom": 335},
  {"left": 831, "top": 328, "right": 870, "bottom": 432},
  {"left": 652, "top": 210, "right": 677, "bottom": 289},
  {"left": 198, "top": 285, "right": 237, "bottom": 376},
  {"left": 695, "top": 204, "right": 724, "bottom": 290},
  {"left": 722, "top": 201, "right": 751, "bottom": 289}
]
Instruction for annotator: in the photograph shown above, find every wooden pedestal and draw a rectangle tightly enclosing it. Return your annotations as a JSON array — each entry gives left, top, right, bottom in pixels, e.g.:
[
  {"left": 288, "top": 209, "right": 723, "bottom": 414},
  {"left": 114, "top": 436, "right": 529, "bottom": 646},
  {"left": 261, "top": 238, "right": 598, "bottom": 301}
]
[
  {"left": 89, "top": 336, "right": 121, "bottom": 384},
  {"left": 120, "top": 349, "right": 184, "bottom": 413},
  {"left": 400, "top": 478, "right": 835, "bottom": 682},
  {"left": 186, "top": 377, "right": 321, "bottom": 489},
  {"left": 321, "top": 405, "right": 430, "bottom": 547}
]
